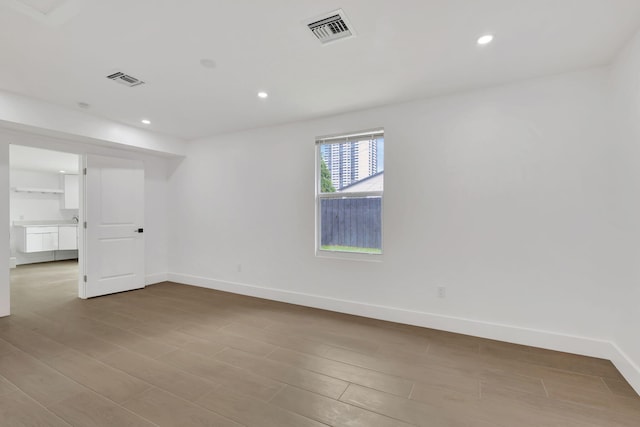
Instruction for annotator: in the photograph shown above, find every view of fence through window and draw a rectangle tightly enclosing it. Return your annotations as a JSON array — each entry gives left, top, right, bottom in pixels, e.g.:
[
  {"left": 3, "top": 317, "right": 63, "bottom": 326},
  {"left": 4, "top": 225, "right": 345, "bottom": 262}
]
[{"left": 317, "top": 131, "right": 384, "bottom": 254}]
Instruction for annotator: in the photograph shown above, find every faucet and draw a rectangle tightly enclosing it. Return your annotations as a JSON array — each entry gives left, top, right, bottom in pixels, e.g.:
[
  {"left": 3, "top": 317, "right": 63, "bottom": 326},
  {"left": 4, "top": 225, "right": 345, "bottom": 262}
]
[{"left": 72, "top": 215, "right": 79, "bottom": 224}]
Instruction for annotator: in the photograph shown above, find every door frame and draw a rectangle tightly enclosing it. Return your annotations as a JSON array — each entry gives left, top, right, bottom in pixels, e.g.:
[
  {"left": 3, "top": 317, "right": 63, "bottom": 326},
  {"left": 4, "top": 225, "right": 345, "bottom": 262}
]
[{"left": 78, "top": 154, "right": 87, "bottom": 298}]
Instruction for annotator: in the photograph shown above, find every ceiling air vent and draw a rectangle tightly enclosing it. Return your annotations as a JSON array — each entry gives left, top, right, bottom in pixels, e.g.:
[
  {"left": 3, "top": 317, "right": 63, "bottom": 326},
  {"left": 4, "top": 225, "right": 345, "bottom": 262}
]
[
  {"left": 106, "top": 71, "right": 145, "bottom": 87},
  {"left": 306, "top": 9, "right": 354, "bottom": 44}
]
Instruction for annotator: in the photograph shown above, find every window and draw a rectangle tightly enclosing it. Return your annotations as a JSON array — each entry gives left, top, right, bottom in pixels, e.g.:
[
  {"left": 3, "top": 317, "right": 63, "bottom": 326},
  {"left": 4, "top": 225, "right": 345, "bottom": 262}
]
[{"left": 316, "top": 129, "right": 384, "bottom": 256}]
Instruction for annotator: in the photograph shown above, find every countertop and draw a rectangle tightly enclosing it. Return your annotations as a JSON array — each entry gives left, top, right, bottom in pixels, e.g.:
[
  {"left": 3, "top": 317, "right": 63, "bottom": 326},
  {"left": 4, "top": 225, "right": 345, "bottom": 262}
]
[{"left": 13, "top": 220, "right": 79, "bottom": 227}]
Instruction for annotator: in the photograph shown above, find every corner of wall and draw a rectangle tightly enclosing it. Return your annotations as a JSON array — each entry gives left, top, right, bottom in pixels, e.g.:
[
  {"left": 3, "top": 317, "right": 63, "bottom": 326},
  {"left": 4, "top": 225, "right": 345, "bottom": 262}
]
[
  {"left": 0, "top": 142, "right": 10, "bottom": 317},
  {"left": 146, "top": 273, "right": 169, "bottom": 286},
  {"left": 609, "top": 343, "right": 640, "bottom": 396},
  {"left": 607, "top": 25, "right": 640, "bottom": 397}
]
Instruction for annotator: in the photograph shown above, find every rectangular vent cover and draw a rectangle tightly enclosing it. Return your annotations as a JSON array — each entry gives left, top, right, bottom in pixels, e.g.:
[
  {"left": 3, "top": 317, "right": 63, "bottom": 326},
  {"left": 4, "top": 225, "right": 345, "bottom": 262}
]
[
  {"left": 307, "top": 9, "right": 354, "bottom": 44},
  {"left": 106, "top": 71, "right": 145, "bottom": 87}
]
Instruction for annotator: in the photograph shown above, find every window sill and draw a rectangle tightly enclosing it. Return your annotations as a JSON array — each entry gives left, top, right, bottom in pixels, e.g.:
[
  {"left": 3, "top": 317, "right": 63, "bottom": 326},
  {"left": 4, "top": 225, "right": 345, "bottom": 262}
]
[{"left": 315, "top": 249, "right": 384, "bottom": 263}]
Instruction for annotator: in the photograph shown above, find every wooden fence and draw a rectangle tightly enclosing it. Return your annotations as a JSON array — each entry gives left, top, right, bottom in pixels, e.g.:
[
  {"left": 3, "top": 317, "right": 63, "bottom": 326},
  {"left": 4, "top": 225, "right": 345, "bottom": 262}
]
[{"left": 320, "top": 197, "right": 382, "bottom": 249}]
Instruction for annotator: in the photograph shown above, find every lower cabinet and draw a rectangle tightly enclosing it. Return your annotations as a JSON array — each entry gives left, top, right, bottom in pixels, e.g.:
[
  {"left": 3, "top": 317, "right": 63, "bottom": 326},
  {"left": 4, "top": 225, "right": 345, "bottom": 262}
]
[
  {"left": 17, "top": 225, "right": 78, "bottom": 252},
  {"left": 19, "top": 227, "right": 59, "bottom": 252},
  {"left": 58, "top": 226, "right": 78, "bottom": 250}
]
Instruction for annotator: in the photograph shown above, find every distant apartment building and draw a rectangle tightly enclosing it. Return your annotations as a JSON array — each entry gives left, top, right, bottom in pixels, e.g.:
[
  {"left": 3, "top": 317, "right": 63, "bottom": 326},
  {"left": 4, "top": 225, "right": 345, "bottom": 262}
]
[{"left": 320, "top": 138, "right": 378, "bottom": 190}]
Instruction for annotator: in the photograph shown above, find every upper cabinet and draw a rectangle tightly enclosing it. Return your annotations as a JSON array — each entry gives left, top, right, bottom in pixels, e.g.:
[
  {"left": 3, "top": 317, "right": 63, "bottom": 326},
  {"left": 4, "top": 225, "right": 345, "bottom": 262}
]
[{"left": 63, "top": 174, "right": 79, "bottom": 209}]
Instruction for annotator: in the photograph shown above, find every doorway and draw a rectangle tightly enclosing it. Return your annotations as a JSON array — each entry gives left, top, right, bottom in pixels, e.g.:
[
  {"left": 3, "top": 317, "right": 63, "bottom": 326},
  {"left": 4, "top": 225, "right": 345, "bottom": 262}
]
[
  {"left": 9, "top": 144, "right": 82, "bottom": 307},
  {"left": 7, "top": 143, "right": 148, "bottom": 315}
]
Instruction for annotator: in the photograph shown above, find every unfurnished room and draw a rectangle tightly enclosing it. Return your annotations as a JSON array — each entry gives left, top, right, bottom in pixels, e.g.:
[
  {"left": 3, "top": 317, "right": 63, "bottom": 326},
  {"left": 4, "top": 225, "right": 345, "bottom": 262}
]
[{"left": 1, "top": 1, "right": 640, "bottom": 426}]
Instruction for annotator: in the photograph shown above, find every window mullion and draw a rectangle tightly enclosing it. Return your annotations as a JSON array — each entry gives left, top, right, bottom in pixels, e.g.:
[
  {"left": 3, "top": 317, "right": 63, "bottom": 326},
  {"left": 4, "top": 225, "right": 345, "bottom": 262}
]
[{"left": 319, "top": 191, "right": 382, "bottom": 200}]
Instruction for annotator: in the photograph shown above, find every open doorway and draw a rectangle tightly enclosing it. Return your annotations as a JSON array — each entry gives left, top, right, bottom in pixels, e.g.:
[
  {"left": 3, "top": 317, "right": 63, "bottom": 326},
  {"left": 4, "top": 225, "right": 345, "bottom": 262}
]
[{"left": 9, "top": 145, "right": 82, "bottom": 307}]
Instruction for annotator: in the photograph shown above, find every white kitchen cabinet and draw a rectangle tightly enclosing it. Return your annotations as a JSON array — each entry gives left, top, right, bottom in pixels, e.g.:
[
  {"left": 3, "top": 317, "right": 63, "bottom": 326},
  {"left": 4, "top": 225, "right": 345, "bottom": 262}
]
[
  {"left": 63, "top": 174, "right": 79, "bottom": 209},
  {"left": 58, "top": 225, "right": 78, "bottom": 250},
  {"left": 17, "top": 227, "right": 59, "bottom": 253},
  {"left": 25, "top": 232, "right": 43, "bottom": 252}
]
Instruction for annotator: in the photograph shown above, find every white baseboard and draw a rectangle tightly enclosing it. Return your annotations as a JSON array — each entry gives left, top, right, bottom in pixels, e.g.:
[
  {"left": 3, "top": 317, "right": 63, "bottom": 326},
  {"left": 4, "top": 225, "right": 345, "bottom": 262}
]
[
  {"left": 167, "top": 272, "right": 640, "bottom": 395},
  {"left": 146, "top": 272, "right": 168, "bottom": 286},
  {"left": 13, "top": 250, "right": 79, "bottom": 266}
]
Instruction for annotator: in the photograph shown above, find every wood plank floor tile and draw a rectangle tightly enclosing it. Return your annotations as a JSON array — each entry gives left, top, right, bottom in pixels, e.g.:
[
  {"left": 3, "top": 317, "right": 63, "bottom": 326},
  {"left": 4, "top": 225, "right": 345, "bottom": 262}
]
[
  {"left": 101, "top": 349, "right": 215, "bottom": 402},
  {"left": 604, "top": 377, "right": 640, "bottom": 398},
  {"left": 128, "top": 323, "right": 201, "bottom": 347},
  {"left": 215, "top": 347, "right": 349, "bottom": 399},
  {"left": 313, "top": 315, "right": 430, "bottom": 354},
  {"left": 5, "top": 260, "right": 640, "bottom": 427},
  {"left": 177, "top": 323, "right": 277, "bottom": 356},
  {"left": 13, "top": 313, "right": 123, "bottom": 360},
  {"left": 123, "top": 387, "right": 241, "bottom": 427},
  {"left": 268, "top": 347, "right": 414, "bottom": 397},
  {"left": 196, "top": 386, "right": 326, "bottom": 427},
  {"left": 220, "top": 322, "right": 335, "bottom": 357},
  {"left": 0, "top": 390, "right": 72, "bottom": 427},
  {"left": 157, "top": 348, "right": 284, "bottom": 401},
  {"left": 478, "top": 369, "right": 547, "bottom": 397},
  {"left": 178, "top": 338, "right": 228, "bottom": 359},
  {"left": 0, "top": 373, "right": 18, "bottom": 396},
  {"left": 50, "top": 390, "right": 156, "bottom": 427},
  {"left": 339, "top": 384, "right": 469, "bottom": 427},
  {"left": 265, "top": 322, "right": 381, "bottom": 354},
  {"left": 0, "top": 321, "right": 70, "bottom": 360},
  {"left": 272, "top": 385, "right": 413, "bottom": 427},
  {"left": 0, "top": 337, "right": 18, "bottom": 356},
  {"left": 0, "top": 350, "right": 86, "bottom": 407},
  {"left": 44, "top": 350, "right": 153, "bottom": 404},
  {"left": 479, "top": 382, "right": 634, "bottom": 427},
  {"left": 409, "top": 375, "right": 480, "bottom": 410}
]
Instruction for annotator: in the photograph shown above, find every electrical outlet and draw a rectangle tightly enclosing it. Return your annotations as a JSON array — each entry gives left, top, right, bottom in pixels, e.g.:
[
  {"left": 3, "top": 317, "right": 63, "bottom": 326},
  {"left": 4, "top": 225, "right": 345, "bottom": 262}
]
[
  {"left": 437, "top": 286, "right": 446, "bottom": 298},
  {"left": 237, "top": 264, "right": 242, "bottom": 273}
]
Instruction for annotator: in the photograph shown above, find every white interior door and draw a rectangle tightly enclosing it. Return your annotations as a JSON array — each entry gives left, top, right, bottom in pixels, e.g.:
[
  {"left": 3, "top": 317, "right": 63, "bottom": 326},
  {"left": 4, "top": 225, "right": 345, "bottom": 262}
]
[{"left": 84, "top": 154, "right": 145, "bottom": 298}]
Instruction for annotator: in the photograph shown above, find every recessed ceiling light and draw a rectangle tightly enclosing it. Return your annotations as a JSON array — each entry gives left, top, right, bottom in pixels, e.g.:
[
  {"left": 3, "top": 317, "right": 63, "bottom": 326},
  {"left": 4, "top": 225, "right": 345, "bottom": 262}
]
[
  {"left": 257, "top": 92, "right": 268, "bottom": 99},
  {"left": 141, "top": 119, "right": 151, "bottom": 125},
  {"left": 200, "top": 58, "right": 217, "bottom": 69},
  {"left": 59, "top": 170, "right": 66, "bottom": 174},
  {"left": 477, "top": 34, "right": 494, "bottom": 45}
]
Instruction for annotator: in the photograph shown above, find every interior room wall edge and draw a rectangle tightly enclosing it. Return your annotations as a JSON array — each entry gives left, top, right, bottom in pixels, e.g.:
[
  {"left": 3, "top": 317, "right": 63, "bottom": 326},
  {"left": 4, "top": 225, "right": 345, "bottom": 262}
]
[
  {"left": 0, "top": 143, "right": 8, "bottom": 317},
  {"left": 146, "top": 273, "right": 168, "bottom": 286}
]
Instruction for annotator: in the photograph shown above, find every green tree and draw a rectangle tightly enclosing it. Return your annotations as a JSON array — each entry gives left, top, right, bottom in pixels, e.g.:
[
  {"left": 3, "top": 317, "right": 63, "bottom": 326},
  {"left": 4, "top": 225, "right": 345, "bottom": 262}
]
[{"left": 320, "top": 158, "right": 336, "bottom": 193}]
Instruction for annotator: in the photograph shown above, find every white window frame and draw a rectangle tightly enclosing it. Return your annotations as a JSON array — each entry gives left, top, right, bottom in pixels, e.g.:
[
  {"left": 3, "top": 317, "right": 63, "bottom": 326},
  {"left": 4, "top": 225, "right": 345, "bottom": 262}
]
[{"left": 315, "top": 129, "right": 384, "bottom": 261}]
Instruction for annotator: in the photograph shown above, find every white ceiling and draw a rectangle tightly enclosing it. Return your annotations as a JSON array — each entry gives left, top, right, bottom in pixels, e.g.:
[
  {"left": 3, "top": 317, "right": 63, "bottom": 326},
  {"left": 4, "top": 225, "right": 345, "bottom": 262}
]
[
  {"left": 10, "top": 144, "right": 80, "bottom": 174},
  {"left": 1, "top": 0, "right": 639, "bottom": 140}
]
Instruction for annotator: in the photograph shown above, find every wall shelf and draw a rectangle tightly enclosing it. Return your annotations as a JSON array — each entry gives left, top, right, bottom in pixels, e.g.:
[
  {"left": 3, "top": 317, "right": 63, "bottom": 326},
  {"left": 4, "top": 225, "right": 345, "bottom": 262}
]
[{"left": 12, "top": 187, "right": 63, "bottom": 194}]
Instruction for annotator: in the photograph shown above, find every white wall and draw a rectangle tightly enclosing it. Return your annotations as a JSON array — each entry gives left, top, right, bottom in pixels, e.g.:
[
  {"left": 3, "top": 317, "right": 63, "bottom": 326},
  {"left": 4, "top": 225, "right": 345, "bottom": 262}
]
[
  {"left": 168, "top": 68, "right": 621, "bottom": 360},
  {"left": 10, "top": 169, "right": 79, "bottom": 265},
  {"left": 143, "top": 158, "right": 170, "bottom": 284},
  {"left": 10, "top": 170, "right": 68, "bottom": 222},
  {"left": 608, "top": 28, "right": 640, "bottom": 391}
]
